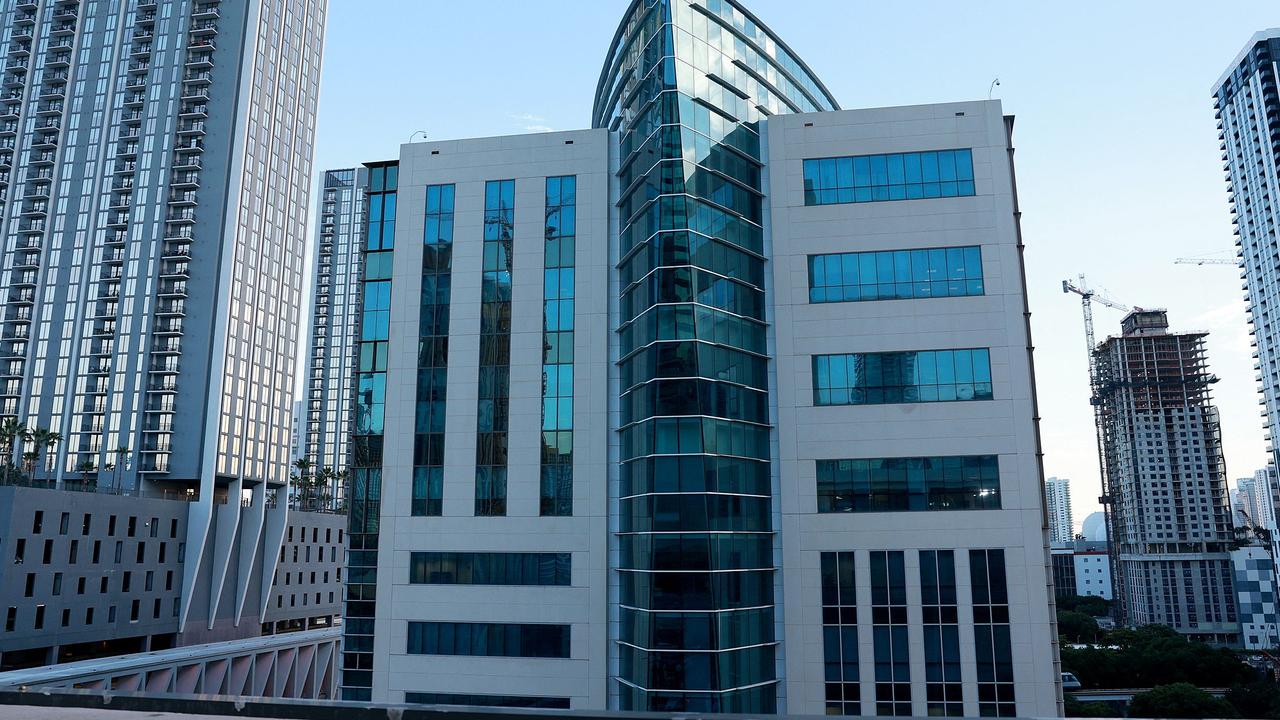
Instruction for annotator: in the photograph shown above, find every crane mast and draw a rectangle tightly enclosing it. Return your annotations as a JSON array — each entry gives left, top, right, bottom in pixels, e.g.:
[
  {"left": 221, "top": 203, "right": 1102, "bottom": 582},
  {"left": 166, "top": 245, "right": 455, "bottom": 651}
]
[{"left": 1061, "top": 275, "right": 1135, "bottom": 624}]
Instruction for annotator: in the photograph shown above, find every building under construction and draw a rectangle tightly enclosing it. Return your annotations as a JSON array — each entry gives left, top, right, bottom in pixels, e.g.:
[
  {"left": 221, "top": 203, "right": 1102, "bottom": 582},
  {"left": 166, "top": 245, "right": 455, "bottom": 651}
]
[{"left": 1095, "top": 310, "right": 1238, "bottom": 643}]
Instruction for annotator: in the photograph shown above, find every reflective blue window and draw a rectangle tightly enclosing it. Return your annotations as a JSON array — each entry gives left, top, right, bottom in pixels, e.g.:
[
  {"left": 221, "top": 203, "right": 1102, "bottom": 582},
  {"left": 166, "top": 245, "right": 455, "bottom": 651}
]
[
  {"left": 542, "top": 176, "right": 576, "bottom": 516},
  {"left": 405, "top": 693, "right": 569, "bottom": 710},
  {"left": 409, "top": 552, "right": 571, "bottom": 586},
  {"left": 813, "top": 349, "right": 992, "bottom": 406},
  {"left": 413, "top": 184, "right": 455, "bottom": 517},
  {"left": 804, "top": 150, "right": 975, "bottom": 205},
  {"left": 871, "top": 551, "right": 911, "bottom": 715},
  {"left": 476, "top": 180, "right": 515, "bottom": 516},
  {"left": 817, "top": 456, "right": 1001, "bottom": 513},
  {"left": 820, "top": 551, "right": 859, "bottom": 715},
  {"left": 921, "top": 551, "right": 963, "bottom": 716},
  {"left": 406, "top": 622, "right": 570, "bottom": 658},
  {"left": 970, "top": 549, "right": 1015, "bottom": 716},
  {"left": 809, "top": 246, "right": 983, "bottom": 303}
]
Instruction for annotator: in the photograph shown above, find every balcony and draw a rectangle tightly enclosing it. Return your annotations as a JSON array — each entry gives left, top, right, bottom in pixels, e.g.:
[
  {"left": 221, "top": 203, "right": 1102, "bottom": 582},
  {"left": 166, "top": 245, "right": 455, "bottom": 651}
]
[
  {"left": 178, "top": 121, "right": 206, "bottom": 136},
  {"left": 51, "top": 22, "right": 76, "bottom": 36},
  {"left": 158, "top": 282, "right": 188, "bottom": 298},
  {"left": 165, "top": 209, "right": 195, "bottom": 224},
  {"left": 155, "top": 300, "right": 185, "bottom": 317},
  {"left": 152, "top": 339, "right": 181, "bottom": 354},
  {"left": 175, "top": 139, "right": 203, "bottom": 154},
  {"left": 105, "top": 212, "right": 129, "bottom": 229},
  {"left": 20, "top": 202, "right": 46, "bottom": 217},
  {"left": 168, "top": 191, "right": 197, "bottom": 206},
  {"left": 179, "top": 88, "right": 208, "bottom": 102},
  {"left": 9, "top": 43, "right": 30, "bottom": 58},
  {"left": 162, "top": 242, "right": 191, "bottom": 259},
  {"left": 90, "top": 321, "right": 116, "bottom": 337},
  {"left": 0, "top": 105, "right": 18, "bottom": 119},
  {"left": 37, "top": 87, "right": 65, "bottom": 100},
  {"left": 16, "top": 220, "right": 44, "bottom": 234},
  {"left": 153, "top": 319, "right": 183, "bottom": 336},
  {"left": 160, "top": 262, "right": 190, "bottom": 279},
  {"left": 46, "top": 54, "right": 71, "bottom": 69},
  {"left": 193, "top": 4, "right": 220, "bottom": 20},
  {"left": 172, "top": 155, "right": 201, "bottom": 171},
  {"left": 171, "top": 172, "right": 200, "bottom": 188},
  {"left": 132, "top": 44, "right": 152, "bottom": 58},
  {"left": 104, "top": 231, "right": 127, "bottom": 246},
  {"left": 123, "top": 92, "right": 145, "bottom": 107},
  {"left": 25, "top": 182, "right": 51, "bottom": 197},
  {"left": 149, "top": 358, "right": 179, "bottom": 373},
  {"left": 190, "top": 19, "right": 219, "bottom": 35},
  {"left": 31, "top": 134, "right": 57, "bottom": 149},
  {"left": 121, "top": 109, "right": 143, "bottom": 124},
  {"left": 179, "top": 103, "right": 208, "bottom": 118},
  {"left": 183, "top": 71, "right": 212, "bottom": 85},
  {"left": 148, "top": 377, "right": 178, "bottom": 393},
  {"left": 36, "top": 101, "right": 63, "bottom": 115},
  {"left": 186, "top": 53, "right": 214, "bottom": 69}
]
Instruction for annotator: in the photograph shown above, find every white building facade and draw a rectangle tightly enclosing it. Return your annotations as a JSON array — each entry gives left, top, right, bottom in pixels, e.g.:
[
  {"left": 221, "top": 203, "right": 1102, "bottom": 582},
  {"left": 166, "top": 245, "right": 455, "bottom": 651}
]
[{"left": 338, "top": 0, "right": 1061, "bottom": 715}]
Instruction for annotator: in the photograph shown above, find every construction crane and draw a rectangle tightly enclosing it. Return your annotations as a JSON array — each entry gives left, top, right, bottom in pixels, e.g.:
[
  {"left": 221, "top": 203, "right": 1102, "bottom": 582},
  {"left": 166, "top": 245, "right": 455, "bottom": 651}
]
[
  {"left": 1174, "top": 257, "right": 1236, "bottom": 266},
  {"left": 1062, "top": 275, "right": 1136, "bottom": 624},
  {"left": 1062, "top": 276, "right": 1136, "bottom": 387}
]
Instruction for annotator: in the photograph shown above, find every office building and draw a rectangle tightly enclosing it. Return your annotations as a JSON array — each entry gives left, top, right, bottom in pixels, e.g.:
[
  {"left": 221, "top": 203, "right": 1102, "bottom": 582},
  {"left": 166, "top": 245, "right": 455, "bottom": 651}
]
[
  {"left": 336, "top": 0, "right": 1061, "bottom": 714},
  {"left": 0, "top": 0, "right": 339, "bottom": 668},
  {"left": 300, "top": 168, "right": 365, "bottom": 506},
  {"left": 1050, "top": 541, "right": 1111, "bottom": 601},
  {"left": 1216, "top": 30, "right": 1280, "bottom": 471},
  {"left": 1044, "top": 477, "right": 1074, "bottom": 545},
  {"left": 1095, "top": 310, "right": 1237, "bottom": 643}
]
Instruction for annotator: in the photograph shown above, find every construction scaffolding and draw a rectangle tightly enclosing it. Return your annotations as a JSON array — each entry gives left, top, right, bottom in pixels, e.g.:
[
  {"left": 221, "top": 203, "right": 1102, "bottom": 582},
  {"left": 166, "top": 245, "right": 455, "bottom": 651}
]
[{"left": 1092, "top": 310, "right": 1236, "bottom": 638}]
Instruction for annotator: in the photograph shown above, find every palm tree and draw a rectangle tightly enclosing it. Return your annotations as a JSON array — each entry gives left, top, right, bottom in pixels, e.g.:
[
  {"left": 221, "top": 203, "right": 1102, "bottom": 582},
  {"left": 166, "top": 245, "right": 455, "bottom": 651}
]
[
  {"left": 43, "top": 431, "right": 61, "bottom": 487},
  {"left": 28, "top": 427, "right": 59, "bottom": 487},
  {"left": 290, "top": 458, "right": 313, "bottom": 510},
  {"left": 111, "top": 446, "right": 130, "bottom": 493},
  {"left": 20, "top": 451, "right": 37, "bottom": 483},
  {"left": 75, "top": 459, "right": 97, "bottom": 491},
  {"left": 0, "top": 418, "right": 27, "bottom": 486}
]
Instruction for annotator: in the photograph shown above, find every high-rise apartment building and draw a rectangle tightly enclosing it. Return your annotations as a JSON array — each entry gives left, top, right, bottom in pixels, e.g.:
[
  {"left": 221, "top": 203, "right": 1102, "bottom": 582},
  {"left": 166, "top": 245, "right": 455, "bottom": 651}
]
[
  {"left": 300, "top": 168, "right": 364, "bottom": 505},
  {"left": 1044, "top": 477, "right": 1074, "bottom": 545},
  {"left": 1095, "top": 310, "right": 1237, "bottom": 643},
  {"left": 336, "top": 0, "right": 1061, "bottom": 714},
  {"left": 1216, "top": 31, "right": 1280, "bottom": 466},
  {"left": 0, "top": 0, "right": 337, "bottom": 668}
]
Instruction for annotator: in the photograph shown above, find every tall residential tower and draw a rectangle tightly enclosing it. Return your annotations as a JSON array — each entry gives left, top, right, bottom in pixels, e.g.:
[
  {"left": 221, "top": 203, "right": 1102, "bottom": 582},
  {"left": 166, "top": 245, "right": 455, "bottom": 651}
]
[
  {"left": 1215, "top": 31, "right": 1280, "bottom": 469},
  {"left": 338, "top": 0, "right": 1061, "bottom": 715},
  {"left": 1095, "top": 310, "right": 1236, "bottom": 642},
  {"left": 1045, "top": 477, "right": 1074, "bottom": 545},
  {"left": 0, "top": 0, "right": 337, "bottom": 668},
  {"left": 301, "top": 168, "right": 365, "bottom": 506}
]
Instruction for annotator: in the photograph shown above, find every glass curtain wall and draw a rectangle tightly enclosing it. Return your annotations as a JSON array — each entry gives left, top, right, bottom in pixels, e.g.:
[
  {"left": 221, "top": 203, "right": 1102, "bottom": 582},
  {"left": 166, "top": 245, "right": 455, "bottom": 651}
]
[
  {"left": 341, "top": 161, "right": 397, "bottom": 700},
  {"left": 595, "top": 0, "right": 838, "bottom": 712}
]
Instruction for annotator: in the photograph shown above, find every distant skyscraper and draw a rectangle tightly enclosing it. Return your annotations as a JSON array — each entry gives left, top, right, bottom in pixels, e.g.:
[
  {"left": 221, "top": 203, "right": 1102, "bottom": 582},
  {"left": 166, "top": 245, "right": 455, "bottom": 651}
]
[
  {"left": 1045, "top": 477, "right": 1075, "bottom": 544},
  {"left": 336, "top": 0, "right": 1062, "bottom": 715},
  {"left": 1216, "top": 31, "right": 1280, "bottom": 468},
  {"left": 0, "top": 0, "right": 338, "bottom": 668},
  {"left": 301, "top": 168, "right": 364, "bottom": 505},
  {"left": 1095, "top": 310, "right": 1237, "bottom": 643},
  {"left": 1238, "top": 475, "right": 1266, "bottom": 527}
]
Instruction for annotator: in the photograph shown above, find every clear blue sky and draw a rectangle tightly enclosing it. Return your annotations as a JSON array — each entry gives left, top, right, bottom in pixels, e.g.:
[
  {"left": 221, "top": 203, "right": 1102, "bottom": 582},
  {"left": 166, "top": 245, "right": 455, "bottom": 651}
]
[{"left": 314, "top": 1, "right": 1280, "bottom": 529}]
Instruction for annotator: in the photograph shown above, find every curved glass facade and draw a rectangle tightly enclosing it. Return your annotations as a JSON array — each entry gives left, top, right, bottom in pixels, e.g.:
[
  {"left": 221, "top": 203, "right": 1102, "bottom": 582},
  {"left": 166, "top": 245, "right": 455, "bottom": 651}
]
[{"left": 594, "top": 0, "right": 836, "bottom": 712}]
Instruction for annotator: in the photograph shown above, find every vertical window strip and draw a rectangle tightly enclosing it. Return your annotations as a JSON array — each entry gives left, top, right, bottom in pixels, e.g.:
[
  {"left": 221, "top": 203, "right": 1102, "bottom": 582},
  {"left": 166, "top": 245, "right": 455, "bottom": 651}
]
[
  {"left": 871, "top": 550, "right": 911, "bottom": 716},
  {"left": 920, "top": 550, "right": 963, "bottom": 716},
  {"left": 820, "top": 551, "right": 859, "bottom": 715},
  {"left": 412, "top": 184, "right": 454, "bottom": 517},
  {"left": 341, "top": 162, "right": 397, "bottom": 701},
  {"left": 970, "top": 549, "right": 1015, "bottom": 717},
  {"left": 541, "top": 176, "right": 576, "bottom": 516},
  {"left": 476, "top": 180, "right": 514, "bottom": 516}
]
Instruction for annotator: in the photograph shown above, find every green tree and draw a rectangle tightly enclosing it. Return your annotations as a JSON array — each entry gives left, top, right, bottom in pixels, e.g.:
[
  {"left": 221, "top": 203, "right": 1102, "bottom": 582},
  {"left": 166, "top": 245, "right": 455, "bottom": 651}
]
[
  {"left": 1129, "top": 683, "right": 1238, "bottom": 719},
  {"left": 1226, "top": 680, "right": 1280, "bottom": 719},
  {"left": 1060, "top": 625, "right": 1254, "bottom": 689},
  {"left": 1057, "top": 610, "right": 1101, "bottom": 643},
  {"left": 290, "top": 458, "right": 314, "bottom": 510},
  {"left": 1058, "top": 594, "right": 1112, "bottom": 617}
]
